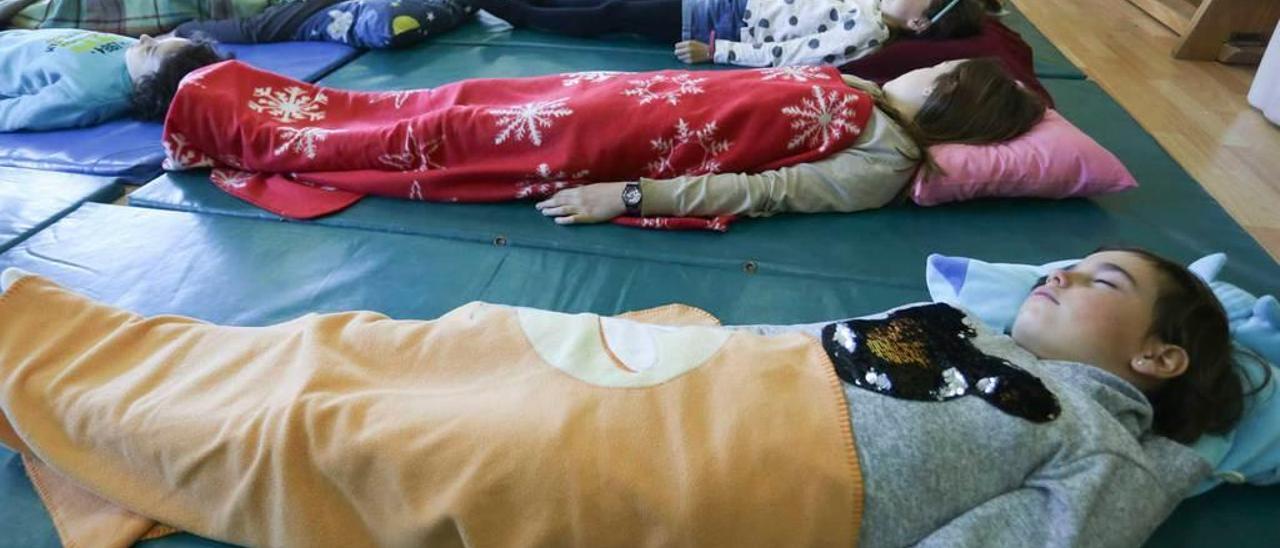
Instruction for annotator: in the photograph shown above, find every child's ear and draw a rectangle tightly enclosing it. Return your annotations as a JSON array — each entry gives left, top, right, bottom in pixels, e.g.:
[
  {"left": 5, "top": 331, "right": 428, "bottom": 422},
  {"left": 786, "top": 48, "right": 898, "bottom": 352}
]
[
  {"left": 1131, "top": 344, "right": 1189, "bottom": 380},
  {"left": 906, "top": 17, "right": 933, "bottom": 34}
]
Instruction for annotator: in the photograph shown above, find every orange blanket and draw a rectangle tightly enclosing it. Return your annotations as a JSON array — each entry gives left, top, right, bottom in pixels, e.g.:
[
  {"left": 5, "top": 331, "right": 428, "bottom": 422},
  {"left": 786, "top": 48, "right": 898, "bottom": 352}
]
[{"left": 0, "top": 275, "right": 862, "bottom": 547}]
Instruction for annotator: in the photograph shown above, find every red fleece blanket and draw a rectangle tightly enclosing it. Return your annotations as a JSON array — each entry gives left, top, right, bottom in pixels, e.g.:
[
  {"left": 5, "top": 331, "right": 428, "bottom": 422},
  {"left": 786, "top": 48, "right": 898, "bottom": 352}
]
[{"left": 162, "top": 61, "right": 873, "bottom": 231}]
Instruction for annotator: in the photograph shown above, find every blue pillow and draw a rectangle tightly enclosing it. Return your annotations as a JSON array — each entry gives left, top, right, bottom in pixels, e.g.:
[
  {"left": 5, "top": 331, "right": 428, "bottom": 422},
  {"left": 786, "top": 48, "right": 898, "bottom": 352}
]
[{"left": 924, "top": 252, "right": 1280, "bottom": 495}]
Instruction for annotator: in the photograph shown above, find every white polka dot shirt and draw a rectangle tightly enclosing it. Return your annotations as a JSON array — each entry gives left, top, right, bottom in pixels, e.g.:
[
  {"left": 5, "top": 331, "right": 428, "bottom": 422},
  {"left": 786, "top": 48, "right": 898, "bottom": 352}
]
[{"left": 713, "top": 0, "right": 891, "bottom": 68}]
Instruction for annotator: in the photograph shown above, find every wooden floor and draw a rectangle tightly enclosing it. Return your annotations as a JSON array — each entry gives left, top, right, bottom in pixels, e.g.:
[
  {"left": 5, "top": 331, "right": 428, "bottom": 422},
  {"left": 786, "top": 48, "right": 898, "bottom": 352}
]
[{"left": 1011, "top": 0, "right": 1280, "bottom": 262}]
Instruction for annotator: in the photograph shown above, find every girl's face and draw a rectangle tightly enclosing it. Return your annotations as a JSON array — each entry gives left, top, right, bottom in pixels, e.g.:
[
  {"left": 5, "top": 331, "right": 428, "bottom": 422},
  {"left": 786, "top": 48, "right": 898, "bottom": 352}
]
[
  {"left": 882, "top": 58, "right": 966, "bottom": 121},
  {"left": 880, "top": 0, "right": 937, "bottom": 32},
  {"left": 1011, "top": 251, "right": 1166, "bottom": 385}
]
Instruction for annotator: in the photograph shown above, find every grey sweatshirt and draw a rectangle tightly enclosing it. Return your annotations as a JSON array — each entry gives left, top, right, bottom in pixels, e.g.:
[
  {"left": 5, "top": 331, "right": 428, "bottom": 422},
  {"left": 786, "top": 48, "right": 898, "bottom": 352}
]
[
  {"left": 736, "top": 304, "right": 1212, "bottom": 547},
  {"left": 639, "top": 104, "right": 918, "bottom": 218}
]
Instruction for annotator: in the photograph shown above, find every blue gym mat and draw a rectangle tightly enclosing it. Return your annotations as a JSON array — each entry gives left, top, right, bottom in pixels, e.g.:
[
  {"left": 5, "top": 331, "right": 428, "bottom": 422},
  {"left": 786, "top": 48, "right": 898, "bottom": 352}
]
[
  {"left": 0, "top": 167, "right": 122, "bottom": 254},
  {"left": 436, "top": 12, "right": 672, "bottom": 53},
  {"left": 0, "top": 41, "right": 360, "bottom": 182},
  {"left": 315, "top": 42, "right": 697, "bottom": 92}
]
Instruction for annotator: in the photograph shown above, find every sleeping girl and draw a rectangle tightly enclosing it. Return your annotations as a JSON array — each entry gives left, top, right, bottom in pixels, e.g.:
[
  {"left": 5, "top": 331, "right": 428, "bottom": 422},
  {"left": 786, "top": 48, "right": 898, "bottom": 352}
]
[
  {"left": 170, "top": 0, "right": 475, "bottom": 49},
  {"left": 535, "top": 57, "right": 1043, "bottom": 225},
  {"left": 464, "top": 0, "right": 987, "bottom": 68},
  {"left": 0, "top": 247, "right": 1266, "bottom": 546},
  {"left": 0, "top": 29, "right": 227, "bottom": 131},
  {"left": 162, "top": 57, "right": 1044, "bottom": 230}
]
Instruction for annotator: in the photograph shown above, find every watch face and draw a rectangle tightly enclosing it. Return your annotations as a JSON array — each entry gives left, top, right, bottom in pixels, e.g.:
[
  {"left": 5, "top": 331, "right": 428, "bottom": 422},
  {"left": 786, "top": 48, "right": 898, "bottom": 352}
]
[{"left": 622, "top": 185, "right": 642, "bottom": 206}]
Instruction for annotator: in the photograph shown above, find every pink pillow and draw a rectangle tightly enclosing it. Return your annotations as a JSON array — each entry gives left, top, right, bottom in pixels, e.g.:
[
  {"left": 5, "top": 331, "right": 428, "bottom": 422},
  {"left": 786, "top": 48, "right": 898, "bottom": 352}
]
[{"left": 909, "top": 109, "right": 1138, "bottom": 206}]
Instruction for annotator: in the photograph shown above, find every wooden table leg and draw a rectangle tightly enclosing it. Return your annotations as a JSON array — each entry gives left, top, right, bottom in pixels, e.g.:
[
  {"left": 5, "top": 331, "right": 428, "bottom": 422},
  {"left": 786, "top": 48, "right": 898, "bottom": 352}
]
[{"left": 1173, "top": 0, "right": 1280, "bottom": 60}]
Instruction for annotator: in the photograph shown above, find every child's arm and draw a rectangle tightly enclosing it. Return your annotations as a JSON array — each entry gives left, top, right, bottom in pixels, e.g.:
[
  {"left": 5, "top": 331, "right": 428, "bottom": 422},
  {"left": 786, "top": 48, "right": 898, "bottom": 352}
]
[
  {"left": 635, "top": 144, "right": 911, "bottom": 217},
  {"left": 713, "top": 15, "right": 889, "bottom": 67},
  {"left": 914, "top": 454, "right": 1187, "bottom": 547},
  {"left": 536, "top": 110, "right": 918, "bottom": 224},
  {"left": 535, "top": 142, "right": 914, "bottom": 224}
]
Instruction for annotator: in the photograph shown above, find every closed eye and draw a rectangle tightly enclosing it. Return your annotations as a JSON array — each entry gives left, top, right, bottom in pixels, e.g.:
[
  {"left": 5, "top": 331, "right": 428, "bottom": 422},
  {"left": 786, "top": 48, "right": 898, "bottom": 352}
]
[{"left": 1095, "top": 278, "right": 1118, "bottom": 289}]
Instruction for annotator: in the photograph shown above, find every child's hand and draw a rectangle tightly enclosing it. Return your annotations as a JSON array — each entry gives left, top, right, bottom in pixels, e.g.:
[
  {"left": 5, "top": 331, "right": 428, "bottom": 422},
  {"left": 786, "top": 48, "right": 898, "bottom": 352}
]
[
  {"left": 536, "top": 182, "right": 628, "bottom": 225},
  {"left": 674, "top": 40, "right": 712, "bottom": 64}
]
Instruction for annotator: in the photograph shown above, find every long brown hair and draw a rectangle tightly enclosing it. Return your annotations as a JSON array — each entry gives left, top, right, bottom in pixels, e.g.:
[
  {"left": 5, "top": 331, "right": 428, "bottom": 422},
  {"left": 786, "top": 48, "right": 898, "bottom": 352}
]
[
  {"left": 912, "top": 57, "right": 1046, "bottom": 147},
  {"left": 852, "top": 58, "right": 1046, "bottom": 179},
  {"left": 1103, "top": 247, "right": 1273, "bottom": 444},
  {"left": 918, "top": 0, "right": 987, "bottom": 39}
]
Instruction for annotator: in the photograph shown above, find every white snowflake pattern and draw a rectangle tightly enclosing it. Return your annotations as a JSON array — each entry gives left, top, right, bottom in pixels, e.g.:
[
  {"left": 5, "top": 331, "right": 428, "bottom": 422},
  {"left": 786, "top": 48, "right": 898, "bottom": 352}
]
[
  {"left": 211, "top": 168, "right": 253, "bottom": 190},
  {"left": 622, "top": 74, "right": 707, "bottom": 106},
  {"left": 561, "top": 71, "right": 623, "bottom": 87},
  {"left": 515, "top": 163, "right": 590, "bottom": 199},
  {"left": 408, "top": 180, "right": 424, "bottom": 201},
  {"left": 780, "top": 85, "right": 862, "bottom": 152},
  {"left": 630, "top": 216, "right": 726, "bottom": 231},
  {"left": 162, "top": 133, "right": 215, "bottom": 170},
  {"left": 249, "top": 86, "right": 328, "bottom": 124},
  {"left": 645, "top": 118, "right": 732, "bottom": 177},
  {"left": 293, "top": 180, "right": 341, "bottom": 192},
  {"left": 326, "top": 10, "right": 353, "bottom": 41},
  {"left": 760, "top": 66, "right": 832, "bottom": 82},
  {"left": 273, "top": 126, "right": 330, "bottom": 159},
  {"left": 367, "top": 89, "right": 416, "bottom": 109},
  {"left": 706, "top": 217, "right": 730, "bottom": 232},
  {"left": 487, "top": 97, "right": 574, "bottom": 147},
  {"left": 378, "top": 126, "right": 445, "bottom": 171}
]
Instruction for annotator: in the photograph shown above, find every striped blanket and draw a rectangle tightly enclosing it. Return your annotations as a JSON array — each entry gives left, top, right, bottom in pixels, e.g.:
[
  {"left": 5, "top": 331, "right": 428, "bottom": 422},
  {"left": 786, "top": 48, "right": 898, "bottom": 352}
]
[{"left": 3, "top": 0, "right": 268, "bottom": 36}]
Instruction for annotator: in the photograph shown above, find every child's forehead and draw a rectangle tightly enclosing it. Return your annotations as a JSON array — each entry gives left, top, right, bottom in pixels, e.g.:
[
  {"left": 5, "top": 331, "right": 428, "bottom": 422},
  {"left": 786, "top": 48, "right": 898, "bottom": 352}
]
[{"left": 1077, "top": 252, "right": 1165, "bottom": 288}]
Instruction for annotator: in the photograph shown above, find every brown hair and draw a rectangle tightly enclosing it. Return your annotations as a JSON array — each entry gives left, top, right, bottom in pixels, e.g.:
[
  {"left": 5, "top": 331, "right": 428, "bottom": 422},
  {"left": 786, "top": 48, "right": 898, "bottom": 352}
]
[
  {"left": 130, "top": 35, "right": 230, "bottom": 122},
  {"left": 1103, "top": 247, "right": 1273, "bottom": 444},
  {"left": 918, "top": 0, "right": 987, "bottom": 39},
  {"left": 912, "top": 57, "right": 1045, "bottom": 147},
  {"left": 853, "top": 58, "right": 1045, "bottom": 180}
]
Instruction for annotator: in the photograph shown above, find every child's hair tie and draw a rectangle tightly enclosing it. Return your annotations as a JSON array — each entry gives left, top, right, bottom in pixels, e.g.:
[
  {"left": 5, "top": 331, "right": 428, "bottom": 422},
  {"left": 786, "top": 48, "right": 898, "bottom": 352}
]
[{"left": 929, "top": 0, "right": 964, "bottom": 24}]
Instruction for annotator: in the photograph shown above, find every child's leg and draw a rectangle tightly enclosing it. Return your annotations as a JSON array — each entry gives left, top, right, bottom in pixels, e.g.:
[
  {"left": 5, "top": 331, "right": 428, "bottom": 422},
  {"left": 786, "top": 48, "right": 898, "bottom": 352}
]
[
  {"left": 468, "top": 0, "right": 681, "bottom": 42},
  {"left": 173, "top": 0, "right": 344, "bottom": 43}
]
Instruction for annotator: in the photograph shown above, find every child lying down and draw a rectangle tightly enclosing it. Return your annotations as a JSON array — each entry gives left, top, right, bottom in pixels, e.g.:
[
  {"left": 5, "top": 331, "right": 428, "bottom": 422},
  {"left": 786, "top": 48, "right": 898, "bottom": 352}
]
[
  {"left": 0, "top": 29, "right": 227, "bottom": 132},
  {"left": 0, "top": 248, "right": 1255, "bottom": 547},
  {"left": 162, "top": 57, "right": 1043, "bottom": 230},
  {"left": 464, "top": 0, "right": 987, "bottom": 69}
]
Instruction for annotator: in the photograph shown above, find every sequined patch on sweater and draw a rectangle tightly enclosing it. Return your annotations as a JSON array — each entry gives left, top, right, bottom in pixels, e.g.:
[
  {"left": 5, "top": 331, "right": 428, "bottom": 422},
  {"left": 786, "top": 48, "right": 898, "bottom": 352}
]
[{"left": 821, "top": 303, "right": 1061, "bottom": 423}]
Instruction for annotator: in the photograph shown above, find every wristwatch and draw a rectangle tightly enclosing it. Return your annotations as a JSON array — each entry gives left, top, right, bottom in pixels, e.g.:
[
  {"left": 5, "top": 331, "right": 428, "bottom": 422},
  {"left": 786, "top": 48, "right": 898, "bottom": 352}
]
[{"left": 621, "top": 182, "right": 643, "bottom": 216}]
